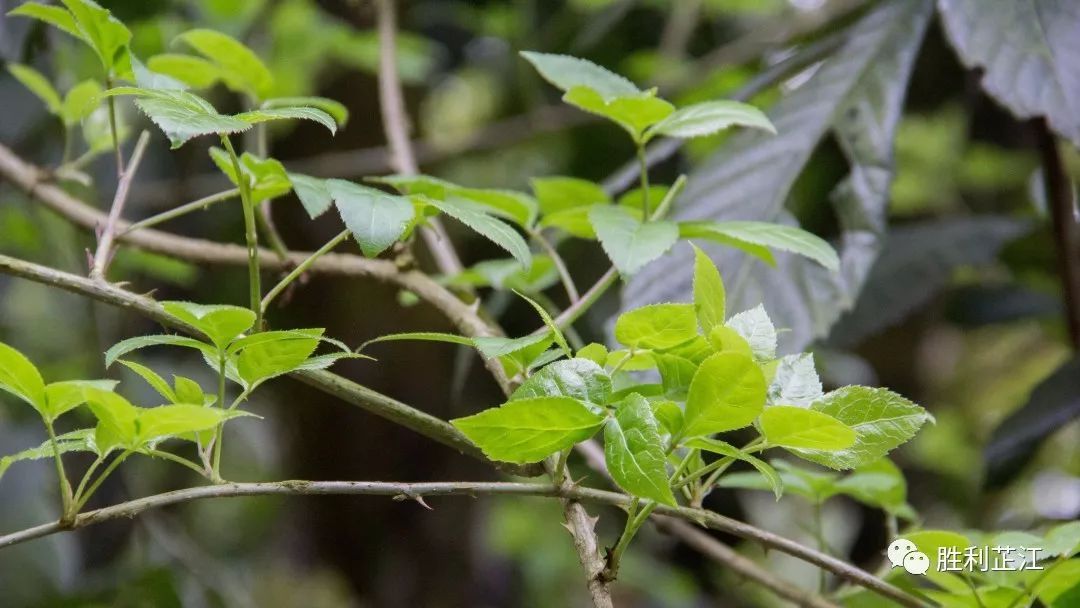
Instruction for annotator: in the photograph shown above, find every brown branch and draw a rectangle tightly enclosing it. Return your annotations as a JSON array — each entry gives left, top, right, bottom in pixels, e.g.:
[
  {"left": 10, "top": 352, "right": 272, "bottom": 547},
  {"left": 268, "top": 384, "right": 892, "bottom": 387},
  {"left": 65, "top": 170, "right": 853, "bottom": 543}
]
[
  {"left": 1036, "top": 120, "right": 1080, "bottom": 349},
  {"left": 90, "top": 130, "right": 151, "bottom": 279}
]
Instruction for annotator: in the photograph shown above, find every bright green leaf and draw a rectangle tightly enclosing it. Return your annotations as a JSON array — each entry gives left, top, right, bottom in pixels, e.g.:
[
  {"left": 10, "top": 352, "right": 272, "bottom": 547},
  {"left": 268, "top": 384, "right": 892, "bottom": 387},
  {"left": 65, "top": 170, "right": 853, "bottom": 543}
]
[
  {"left": 117, "top": 360, "right": 176, "bottom": 403},
  {"left": 563, "top": 86, "right": 675, "bottom": 141},
  {"left": 146, "top": 53, "right": 222, "bottom": 88},
  {"left": 452, "top": 396, "right": 605, "bottom": 464},
  {"left": 654, "top": 353, "right": 697, "bottom": 400},
  {"left": 0, "top": 429, "right": 96, "bottom": 483},
  {"left": 589, "top": 205, "right": 677, "bottom": 275},
  {"left": 531, "top": 176, "right": 609, "bottom": 215},
  {"left": 514, "top": 290, "right": 570, "bottom": 357},
  {"left": 760, "top": 406, "right": 856, "bottom": 450},
  {"left": 683, "top": 352, "right": 766, "bottom": 437},
  {"left": 235, "top": 106, "right": 336, "bottom": 135},
  {"left": 42, "top": 379, "right": 117, "bottom": 421},
  {"left": 691, "top": 244, "right": 725, "bottom": 333},
  {"left": 605, "top": 393, "right": 676, "bottom": 505},
  {"left": 576, "top": 343, "right": 608, "bottom": 367},
  {"left": 1045, "top": 522, "right": 1080, "bottom": 558},
  {"left": 162, "top": 301, "right": 255, "bottom": 350},
  {"left": 236, "top": 335, "right": 320, "bottom": 389},
  {"left": 176, "top": 29, "right": 273, "bottom": 99},
  {"left": 652, "top": 400, "right": 684, "bottom": 437},
  {"left": 792, "top": 386, "right": 933, "bottom": 470},
  {"left": 287, "top": 173, "right": 333, "bottom": 219},
  {"left": 614, "top": 303, "right": 696, "bottom": 350},
  {"left": 104, "top": 334, "right": 216, "bottom": 369},
  {"left": 8, "top": 3, "right": 83, "bottom": 41},
  {"left": 707, "top": 325, "right": 753, "bottom": 358},
  {"left": 61, "top": 0, "right": 132, "bottom": 74},
  {"left": 681, "top": 221, "right": 838, "bottom": 271},
  {"left": 263, "top": 96, "right": 349, "bottom": 127},
  {"left": 0, "top": 341, "right": 47, "bottom": 412},
  {"left": 61, "top": 79, "right": 102, "bottom": 126},
  {"left": 679, "top": 222, "right": 776, "bottom": 266},
  {"left": 104, "top": 87, "right": 250, "bottom": 148}
]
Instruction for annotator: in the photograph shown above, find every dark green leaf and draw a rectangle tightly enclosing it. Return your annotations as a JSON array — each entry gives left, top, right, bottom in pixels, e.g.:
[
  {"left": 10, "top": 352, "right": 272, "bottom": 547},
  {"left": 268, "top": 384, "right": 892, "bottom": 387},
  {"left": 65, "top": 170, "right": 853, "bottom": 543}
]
[
  {"left": 511, "top": 358, "right": 612, "bottom": 404},
  {"left": 604, "top": 394, "right": 676, "bottom": 505},
  {"left": 680, "top": 221, "right": 838, "bottom": 271},
  {"left": 288, "top": 173, "right": 334, "bottom": 219},
  {"left": 104, "top": 87, "right": 250, "bottom": 148},
  {"left": 427, "top": 196, "right": 532, "bottom": 270},
  {"left": 330, "top": 180, "right": 414, "bottom": 257}
]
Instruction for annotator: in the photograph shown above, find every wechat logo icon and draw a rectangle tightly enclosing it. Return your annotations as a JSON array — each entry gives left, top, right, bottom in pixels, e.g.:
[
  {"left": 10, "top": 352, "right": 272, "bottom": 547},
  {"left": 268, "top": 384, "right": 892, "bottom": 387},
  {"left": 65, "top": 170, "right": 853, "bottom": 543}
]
[{"left": 888, "top": 538, "right": 930, "bottom": 575}]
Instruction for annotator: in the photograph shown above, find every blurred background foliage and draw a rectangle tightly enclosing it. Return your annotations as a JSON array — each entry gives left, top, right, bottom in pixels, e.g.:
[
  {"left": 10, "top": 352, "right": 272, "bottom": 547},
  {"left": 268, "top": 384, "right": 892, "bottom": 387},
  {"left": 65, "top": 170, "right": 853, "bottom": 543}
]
[{"left": 0, "top": 0, "right": 1077, "bottom": 606}]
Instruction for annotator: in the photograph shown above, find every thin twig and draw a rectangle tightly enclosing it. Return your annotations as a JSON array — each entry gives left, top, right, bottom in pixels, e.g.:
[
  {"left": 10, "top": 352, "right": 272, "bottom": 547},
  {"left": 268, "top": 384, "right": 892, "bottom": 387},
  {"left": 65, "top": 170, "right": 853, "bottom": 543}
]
[
  {"left": 373, "top": 0, "right": 463, "bottom": 277},
  {"left": 528, "top": 227, "right": 580, "bottom": 303},
  {"left": 121, "top": 188, "right": 240, "bottom": 235},
  {"left": 90, "top": 130, "right": 151, "bottom": 280},
  {"left": 261, "top": 229, "right": 350, "bottom": 313},
  {"left": 1036, "top": 120, "right": 1080, "bottom": 349}
]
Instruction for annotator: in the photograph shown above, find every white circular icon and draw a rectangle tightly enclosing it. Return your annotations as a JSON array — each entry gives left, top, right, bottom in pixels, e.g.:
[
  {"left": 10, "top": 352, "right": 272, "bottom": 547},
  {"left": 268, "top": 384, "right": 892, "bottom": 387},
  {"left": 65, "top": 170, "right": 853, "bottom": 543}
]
[
  {"left": 887, "top": 538, "right": 917, "bottom": 568},
  {"left": 903, "top": 551, "right": 931, "bottom": 575}
]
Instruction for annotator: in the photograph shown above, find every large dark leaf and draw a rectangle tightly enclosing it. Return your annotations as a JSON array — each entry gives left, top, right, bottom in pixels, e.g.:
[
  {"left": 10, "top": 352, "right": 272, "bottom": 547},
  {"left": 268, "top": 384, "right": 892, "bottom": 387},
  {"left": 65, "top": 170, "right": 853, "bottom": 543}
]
[
  {"left": 622, "top": 0, "right": 934, "bottom": 353},
  {"left": 828, "top": 217, "right": 1031, "bottom": 346},
  {"left": 984, "top": 357, "right": 1080, "bottom": 487},
  {"left": 938, "top": 0, "right": 1080, "bottom": 147}
]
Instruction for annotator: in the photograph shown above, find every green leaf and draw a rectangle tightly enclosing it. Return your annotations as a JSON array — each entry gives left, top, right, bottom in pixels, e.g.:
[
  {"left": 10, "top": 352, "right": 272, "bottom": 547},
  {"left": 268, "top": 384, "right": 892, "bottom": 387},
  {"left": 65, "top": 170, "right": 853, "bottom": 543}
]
[
  {"left": 792, "top": 386, "right": 933, "bottom": 470},
  {"left": 680, "top": 221, "right": 838, "bottom": 271},
  {"left": 162, "top": 301, "right": 255, "bottom": 350},
  {"left": 511, "top": 358, "right": 611, "bottom": 404},
  {"left": 1034, "top": 559, "right": 1080, "bottom": 605},
  {"left": 678, "top": 222, "right": 775, "bottom": 266},
  {"left": 0, "top": 341, "right": 47, "bottom": 412},
  {"left": 117, "top": 360, "right": 176, "bottom": 402},
  {"left": 904, "top": 530, "right": 971, "bottom": 574},
  {"left": 263, "top": 96, "right": 349, "bottom": 127},
  {"left": 8, "top": 3, "right": 83, "bottom": 41},
  {"left": 61, "top": 0, "right": 132, "bottom": 74},
  {"left": 83, "top": 387, "right": 138, "bottom": 452},
  {"left": 539, "top": 206, "right": 602, "bottom": 239},
  {"left": 707, "top": 326, "right": 753, "bottom": 358},
  {"left": 646, "top": 100, "right": 775, "bottom": 141},
  {"left": 452, "top": 396, "right": 605, "bottom": 464},
  {"left": 360, "top": 331, "right": 474, "bottom": 351},
  {"left": 61, "top": 79, "right": 102, "bottom": 126},
  {"left": 514, "top": 290, "right": 570, "bottom": 357},
  {"left": 209, "top": 148, "right": 292, "bottom": 202},
  {"left": 287, "top": 173, "right": 333, "bottom": 219},
  {"left": 589, "top": 205, "right": 677, "bottom": 276},
  {"left": 138, "top": 404, "right": 245, "bottom": 444},
  {"left": 520, "top": 51, "right": 639, "bottom": 100},
  {"left": 235, "top": 334, "right": 320, "bottom": 389},
  {"left": 329, "top": 180, "right": 414, "bottom": 257},
  {"left": 173, "top": 375, "right": 211, "bottom": 406},
  {"left": 686, "top": 437, "right": 782, "bottom": 499},
  {"left": 726, "top": 305, "right": 777, "bottom": 362},
  {"left": 104, "top": 87, "right": 250, "bottom": 148},
  {"left": 531, "top": 176, "right": 610, "bottom": 215},
  {"left": 614, "top": 303, "right": 696, "bottom": 350},
  {"left": 0, "top": 429, "right": 96, "bottom": 483},
  {"left": 604, "top": 393, "right": 676, "bottom": 505},
  {"left": 1045, "top": 522, "right": 1080, "bottom": 558},
  {"left": 652, "top": 400, "right": 684, "bottom": 437},
  {"left": 606, "top": 349, "right": 657, "bottom": 372},
  {"left": 654, "top": 353, "right": 698, "bottom": 400},
  {"left": 563, "top": 86, "right": 674, "bottom": 141},
  {"left": 453, "top": 188, "right": 539, "bottom": 228},
  {"left": 683, "top": 352, "right": 766, "bottom": 437},
  {"left": 450, "top": 257, "right": 559, "bottom": 293},
  {"left": 691, "top": 245, "right": 725, "bottom": 333},
  {"left": 760, "top": 406, "right": 856, "bottom": 450},
  {"left": 576, "top": 343, "right": 608, "bottom": 367},
  {"left": 235, "top": 106, "right": 337, "bottom": 135},
  {"left": 176, "top": 29, "right": 273, "bottom": 99},
  {"left": 146, "top": 53, "right": 222, "bottom": 88},
  {"left": 767, "top": 353, "right": 822, "bottom": 407},
  {"left": 474, "top": 333, "right": 550, "bottom": 359},
  {"left": 7, "top": 63, "right": 62, "bottom": 114},
  {"left": 369, "top": 174, "right": 455, "bottom": 197},
  {"left": 42, "top": 379, "right": 117, "bottom": 421},
  {"left": 427, "top": 196, "right": 532, "bottom": 270},
  {"left": 104, "top": 334, "right": 216, "bottom": 368},
  {"left": 833, "top": 458, "right": 911, "bottom": 515}
]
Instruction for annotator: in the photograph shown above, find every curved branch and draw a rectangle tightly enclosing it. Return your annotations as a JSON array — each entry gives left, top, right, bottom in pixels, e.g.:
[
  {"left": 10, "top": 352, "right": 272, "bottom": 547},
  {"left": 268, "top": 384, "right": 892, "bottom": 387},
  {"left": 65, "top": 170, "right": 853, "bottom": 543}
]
[
  {"left": 0, "top": 477, "right": 924, "bottom": 607},
  {"left": 0, "top": 143, "right": 497, "bottom": 345}
]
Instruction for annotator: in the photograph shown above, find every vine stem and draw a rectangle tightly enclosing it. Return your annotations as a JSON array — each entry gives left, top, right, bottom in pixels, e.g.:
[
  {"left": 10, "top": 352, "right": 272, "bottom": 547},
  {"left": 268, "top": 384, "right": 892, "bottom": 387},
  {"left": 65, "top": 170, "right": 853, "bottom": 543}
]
[
  {"left": 73, "top": 450, "right": 132, "bottom": 512},
  {"left": 527, "top": 227, "right": 580, "bottom": 303},
  {"left": 220, "top": 135, "right": 263, "bottom": 328},
  {"left": 121, "top": 189, "right": 240, "bottom": 235},
  {"left": 261, "top": 229, "right": 350, "bottom": 314},
  {"left": 105, "top": 76, "right": 123, "bottom": 177},
  {"left": 43, "top": 420, "right": 74, "bottom": 521},
  {"left": 636, "top": 143, "right": 651, "bottom": 218},
  {"left": 90, "top": 130, "right": 151, "bottom": 280}
]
